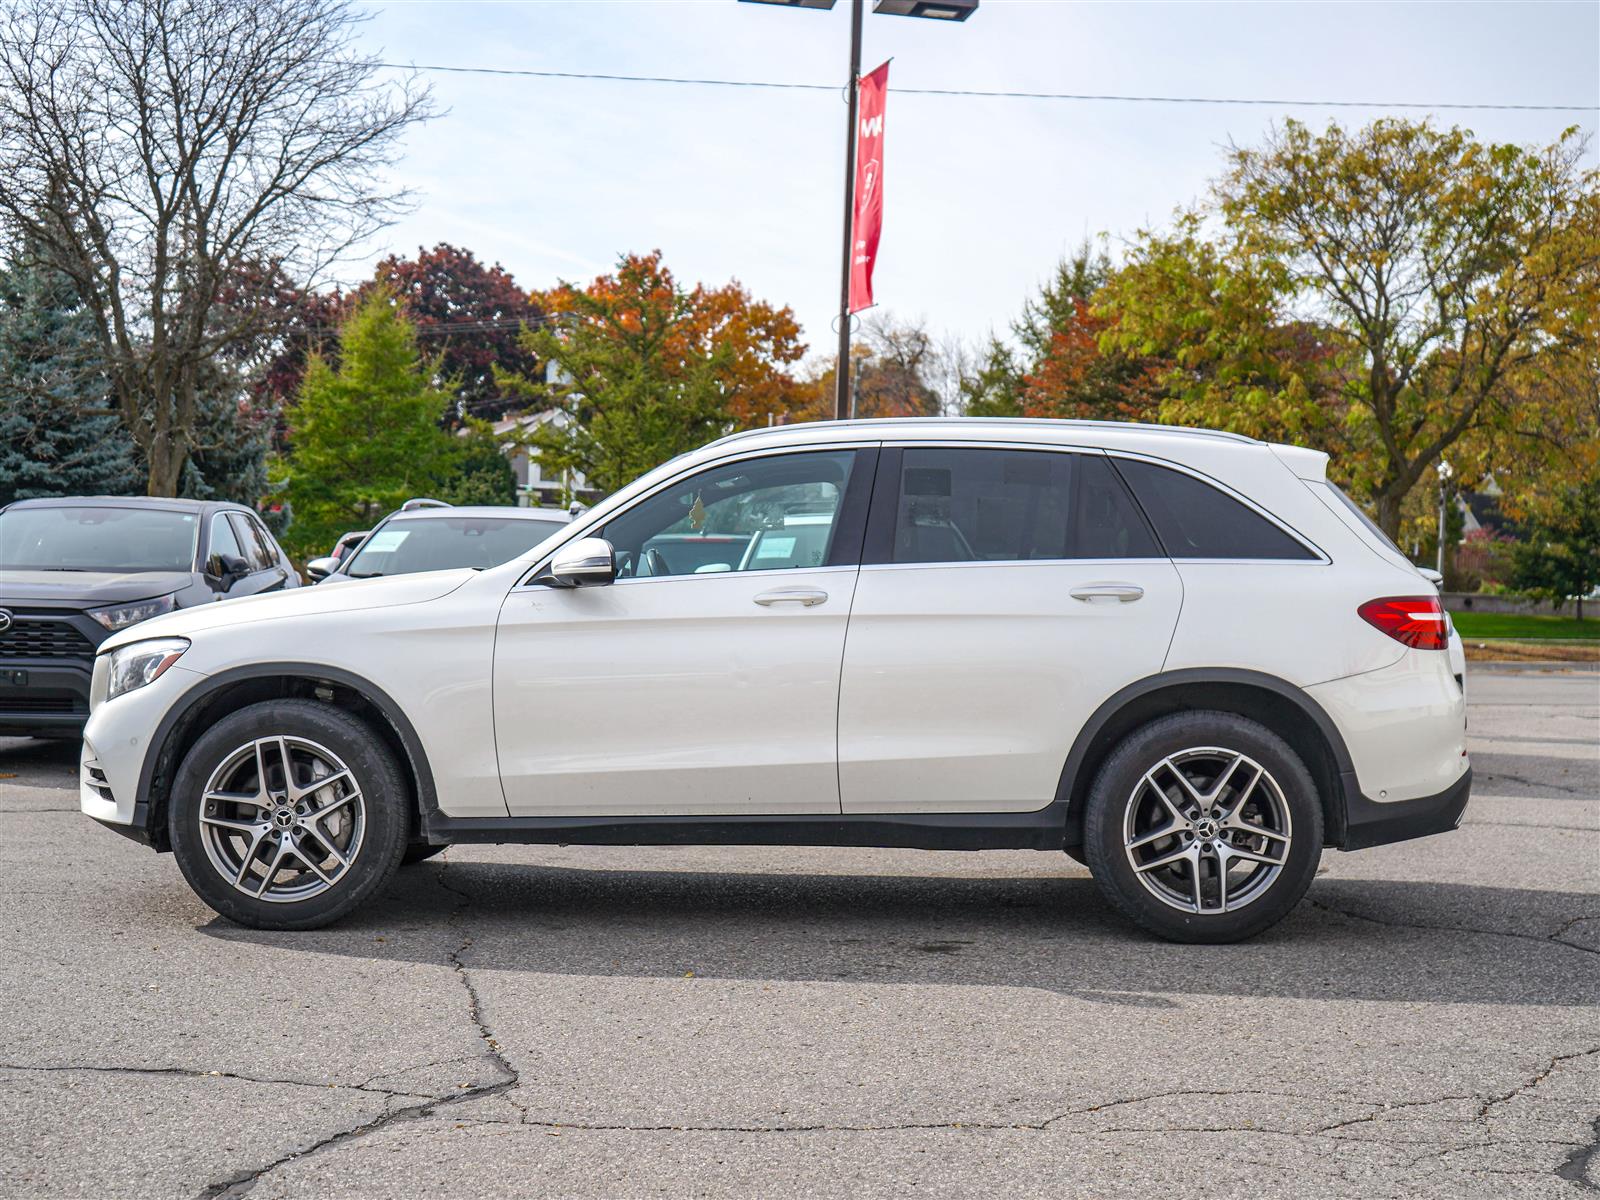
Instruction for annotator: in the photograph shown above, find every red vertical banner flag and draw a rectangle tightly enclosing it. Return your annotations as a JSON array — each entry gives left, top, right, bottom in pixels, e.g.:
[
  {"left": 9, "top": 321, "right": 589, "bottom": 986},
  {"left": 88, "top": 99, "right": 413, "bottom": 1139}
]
[{"left": 848, "top": 61, "right": 889, "bottom": 315}]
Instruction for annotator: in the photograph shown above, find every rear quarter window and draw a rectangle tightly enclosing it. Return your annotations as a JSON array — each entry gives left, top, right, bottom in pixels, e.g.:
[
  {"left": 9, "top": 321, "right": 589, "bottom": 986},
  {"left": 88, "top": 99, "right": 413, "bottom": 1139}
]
[{"left": 1113, "top": 458, "right": 1317, "bottom": 561}]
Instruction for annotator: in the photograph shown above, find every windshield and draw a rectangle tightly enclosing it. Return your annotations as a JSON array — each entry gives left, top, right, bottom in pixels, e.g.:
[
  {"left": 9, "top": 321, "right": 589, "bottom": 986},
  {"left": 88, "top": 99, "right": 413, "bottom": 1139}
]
[
  {"left": 0, "top": 505, "right": 199, "bottom": 572},
  {"left": 344, "top": 516, "right": 565, "bottom": 578}
]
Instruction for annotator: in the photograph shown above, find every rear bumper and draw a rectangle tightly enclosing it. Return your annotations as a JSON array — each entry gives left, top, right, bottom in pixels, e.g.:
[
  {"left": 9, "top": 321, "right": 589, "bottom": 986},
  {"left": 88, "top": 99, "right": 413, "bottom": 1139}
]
[{"left": 1341, "top": 767, "right": 1471, "bottom": 851}]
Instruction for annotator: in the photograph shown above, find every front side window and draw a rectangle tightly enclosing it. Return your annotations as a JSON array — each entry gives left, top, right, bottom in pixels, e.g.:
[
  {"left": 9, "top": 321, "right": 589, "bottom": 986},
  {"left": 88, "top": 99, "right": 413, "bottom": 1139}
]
[
  {"left": 604, "top": 451, "right": 856, "bottom": 579},
  {"left": 207, "top": 514, "right": 245, "bottom": 573},
  {"left": 0, "top": 505, "right": 198, "bottom": 572},
  {"left": 888, "top": 448, "right": 1159, "bottom": 564},
  {"left": 345, "top": 516, "right": 567, "bottom": 578},
  {"left": 1114, "top": 458, "right": 1317, "bottom": 560}
]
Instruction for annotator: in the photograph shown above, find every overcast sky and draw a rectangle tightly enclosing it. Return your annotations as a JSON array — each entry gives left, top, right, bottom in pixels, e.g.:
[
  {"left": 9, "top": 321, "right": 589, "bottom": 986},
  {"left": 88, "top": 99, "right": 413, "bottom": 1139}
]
[{"left": 353, "top": 0, "right": 1599, "bottom": 359}]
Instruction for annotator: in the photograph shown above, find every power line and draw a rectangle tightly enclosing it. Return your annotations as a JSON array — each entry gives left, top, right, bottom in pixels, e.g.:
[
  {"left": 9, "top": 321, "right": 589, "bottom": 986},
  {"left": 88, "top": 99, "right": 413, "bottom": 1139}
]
[{"left": 375, "top": 60, "right": 1598, "bottom": 113}]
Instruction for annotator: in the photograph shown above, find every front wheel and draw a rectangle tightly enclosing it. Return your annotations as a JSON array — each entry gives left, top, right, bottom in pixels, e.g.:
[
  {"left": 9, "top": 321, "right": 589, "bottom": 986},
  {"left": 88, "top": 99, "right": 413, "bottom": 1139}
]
[
  {"left": 1082, "top": 711, "right": 1323, "bottom": 943},
  {"left": 168, "top": 700, "right": 410, "bottom": 930}
]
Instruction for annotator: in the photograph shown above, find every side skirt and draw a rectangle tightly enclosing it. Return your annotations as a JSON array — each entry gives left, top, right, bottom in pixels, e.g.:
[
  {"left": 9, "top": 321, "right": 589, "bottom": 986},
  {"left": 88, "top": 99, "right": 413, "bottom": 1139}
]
[{"left": 420, "top": 805, "right": 1069, "bottom": 852}]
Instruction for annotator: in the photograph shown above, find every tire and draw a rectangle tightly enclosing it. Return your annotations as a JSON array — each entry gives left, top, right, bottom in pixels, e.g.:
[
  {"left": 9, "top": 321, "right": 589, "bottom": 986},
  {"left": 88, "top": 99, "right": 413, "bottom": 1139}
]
[
  {"left": 168, "top": 699, "right": 410, "bottom": 930},
  {"left": 401, "top": 843, "right": 446, "bottom": 866},
  {"left": 1082, "top": 710, "right": 1323, "bottom": 943}
]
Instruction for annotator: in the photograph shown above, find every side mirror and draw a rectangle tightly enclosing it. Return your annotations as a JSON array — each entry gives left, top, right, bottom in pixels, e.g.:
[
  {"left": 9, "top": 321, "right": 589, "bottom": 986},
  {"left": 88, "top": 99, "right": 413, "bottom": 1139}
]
[
  {"left": 305, "top": 556, "right": 339, "bottom": 582},
  {"left": 536, "top": 537, "right": 616, "bottom": 588},
  {"left": 211, "top": 553, "right": 252, "bottom": 588}
]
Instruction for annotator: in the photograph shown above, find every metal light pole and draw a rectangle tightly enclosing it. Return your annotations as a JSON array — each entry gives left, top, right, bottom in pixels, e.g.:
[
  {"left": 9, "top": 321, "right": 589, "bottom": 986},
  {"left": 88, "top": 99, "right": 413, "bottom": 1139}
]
[
  {"left": 1435, "top": 459, "right": 1454, "bottom": 578},
  {"left": 740, "top": 0, "right": 978, "bottom": 418},
  {"left": 834, "top": 0, "right": 865, "bottom": 421}
]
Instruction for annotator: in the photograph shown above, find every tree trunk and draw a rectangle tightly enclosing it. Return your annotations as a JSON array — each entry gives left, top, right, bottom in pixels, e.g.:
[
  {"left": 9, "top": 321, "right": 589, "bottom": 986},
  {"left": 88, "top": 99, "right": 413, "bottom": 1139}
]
[
  {"left": 1375, "top": 490, "right": 1404, "bottom": 543},
  {"left": 144, "top": 436, "right": 187, "bottom": 498}
]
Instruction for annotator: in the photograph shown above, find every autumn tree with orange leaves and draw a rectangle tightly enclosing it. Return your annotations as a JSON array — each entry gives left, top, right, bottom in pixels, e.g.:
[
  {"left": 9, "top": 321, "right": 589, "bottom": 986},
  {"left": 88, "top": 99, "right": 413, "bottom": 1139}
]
[{"left": 499, "top": 251, "right": 809, "bottom": 495}]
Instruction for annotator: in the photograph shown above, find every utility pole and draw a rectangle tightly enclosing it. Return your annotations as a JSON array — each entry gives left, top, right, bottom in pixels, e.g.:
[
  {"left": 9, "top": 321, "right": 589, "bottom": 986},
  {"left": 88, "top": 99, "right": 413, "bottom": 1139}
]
[{"left": 834, "top": 0, "right": 864, "bottom": 422}]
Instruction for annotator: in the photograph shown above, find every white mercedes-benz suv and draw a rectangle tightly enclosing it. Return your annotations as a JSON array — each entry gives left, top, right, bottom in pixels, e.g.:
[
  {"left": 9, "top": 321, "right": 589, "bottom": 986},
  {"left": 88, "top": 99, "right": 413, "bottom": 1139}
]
[{"left": 79, "top": 419, "right": 1470, "bottom": 942}]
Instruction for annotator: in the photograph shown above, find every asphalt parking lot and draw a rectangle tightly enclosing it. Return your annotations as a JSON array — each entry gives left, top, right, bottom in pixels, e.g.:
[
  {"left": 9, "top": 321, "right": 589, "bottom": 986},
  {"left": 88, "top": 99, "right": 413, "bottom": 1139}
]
[{"left": 1, "top": 665, "right": 1595, "bottom": 1200}]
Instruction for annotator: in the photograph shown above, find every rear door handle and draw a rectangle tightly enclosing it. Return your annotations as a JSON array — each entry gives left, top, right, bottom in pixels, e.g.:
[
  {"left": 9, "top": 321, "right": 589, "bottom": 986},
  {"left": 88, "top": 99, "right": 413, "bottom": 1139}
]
[
  {"left": 1070, "top": 582, "right": 1145, "bottom": 604},
  {"left": 753, "top": 587, "right": 829, "bottom": 607}
]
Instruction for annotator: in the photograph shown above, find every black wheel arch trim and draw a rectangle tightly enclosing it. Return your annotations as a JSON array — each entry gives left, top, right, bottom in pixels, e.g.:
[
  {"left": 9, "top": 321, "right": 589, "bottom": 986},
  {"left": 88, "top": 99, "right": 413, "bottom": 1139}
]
[
  {"left": 131, "top": 662, "right": 441, "bottom": 848},
  {"left": 1053, "top": 666, "right": 1363, "bottom": 849}
]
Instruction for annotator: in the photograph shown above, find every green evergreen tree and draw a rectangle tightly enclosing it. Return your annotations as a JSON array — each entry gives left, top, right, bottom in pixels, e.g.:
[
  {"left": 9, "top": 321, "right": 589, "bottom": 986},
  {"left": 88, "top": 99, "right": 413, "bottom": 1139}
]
[
  {"left": 280, "top": 288, "right": 460, "bottom": 558},
  {"left": 0, "top": 248, "right": 140, "bottom": 504}
]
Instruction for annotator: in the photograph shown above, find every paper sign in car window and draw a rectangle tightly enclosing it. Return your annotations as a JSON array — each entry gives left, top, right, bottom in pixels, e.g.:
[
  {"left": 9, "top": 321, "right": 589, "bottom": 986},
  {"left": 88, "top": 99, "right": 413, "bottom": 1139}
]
[
  {"left": 365, "top": 530, "right": 410, "bottom": 553},
  {"left": 754, "top": 535, "right": 797, "bottom": 560}
]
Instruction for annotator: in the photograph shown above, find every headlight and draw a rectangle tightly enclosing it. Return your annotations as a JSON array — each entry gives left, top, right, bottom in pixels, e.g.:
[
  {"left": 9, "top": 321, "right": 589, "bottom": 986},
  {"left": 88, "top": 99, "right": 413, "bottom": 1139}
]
[
  {"left": 87, "top": 593, "right": 178, "bottom": 631},
  {"left": 104, "top": 638, "right": 190, "bottom": 702}
]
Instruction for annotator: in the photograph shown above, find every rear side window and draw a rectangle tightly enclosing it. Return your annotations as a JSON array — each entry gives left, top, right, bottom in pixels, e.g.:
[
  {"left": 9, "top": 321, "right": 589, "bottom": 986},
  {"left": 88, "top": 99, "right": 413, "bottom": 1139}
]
[
  {"left": 888, "top": 448, "right": 1159, "bottom": 563},
  {"left": 230, "top": 513, "right": 274, "bottom": 571},
  {"left": 1113, "top": 459, "right": 1316, "bottom": 560}
]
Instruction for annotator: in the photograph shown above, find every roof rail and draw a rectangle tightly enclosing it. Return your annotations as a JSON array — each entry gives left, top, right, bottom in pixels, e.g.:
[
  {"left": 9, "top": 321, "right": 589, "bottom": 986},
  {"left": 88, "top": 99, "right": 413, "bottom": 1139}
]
[{"left": 704, "top": 417, "right": 1261, "bottom": 449}]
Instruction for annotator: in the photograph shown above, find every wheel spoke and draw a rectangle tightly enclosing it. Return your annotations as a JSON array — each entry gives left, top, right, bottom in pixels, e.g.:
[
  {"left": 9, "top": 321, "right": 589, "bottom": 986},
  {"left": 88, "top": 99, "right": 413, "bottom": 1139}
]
[
  {"left": 1127, "top": 822, "right": 1180, "bottom": 851},
  {"left": 303, "top": 770, "right": 357, "bottom": 809},
  {"left": 1141, "top": 771, "right": 1189, "bottom": 825},
  {"left": 254, "top": 841, "right": 291, "bottom": 897},
  {"left": 231, "top": 828, "right": 268, "bottom": 887},
  {"left": 1214, "top": 848, "right": 1229, "bottom": 911},
  {"left": 201, "top": 814, "right": 266, "bottom": 836},
  {"left": 1159, "top": 759, "right": 1208, "bottom": 808},
  {"left": 289, "top": 840, "right": 335, "bottom": 885},
  {"left": 1188, "top": 850, "right": 1202, "bottom": 910},
  {"left": 1226, "top": 817, "right": 1289, "bottom": 844},
  {"left": 1135, "top": 845, "right": 1193, "bottom": 875},
  {"left": 306, "top": 787, "right": 360, "bottom": 826},
  {"left": 1225, "top": 843, "right": 1285, "bottom": 867},
  {"left": 301, "top": 822, "right": 350, "bottom": 869},
  {"left": 1204, "top": 754, "right": 1247, "bottom": 812},
  {"left": 205, "top": 788, "right": 270, "bottom": 810}
]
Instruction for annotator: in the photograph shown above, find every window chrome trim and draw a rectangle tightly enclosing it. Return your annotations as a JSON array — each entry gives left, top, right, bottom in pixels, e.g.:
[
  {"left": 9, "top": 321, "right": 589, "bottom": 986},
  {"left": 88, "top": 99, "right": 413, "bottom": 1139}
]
[{"left": 517, "top": 441, "right": 882, "bottom": 587}]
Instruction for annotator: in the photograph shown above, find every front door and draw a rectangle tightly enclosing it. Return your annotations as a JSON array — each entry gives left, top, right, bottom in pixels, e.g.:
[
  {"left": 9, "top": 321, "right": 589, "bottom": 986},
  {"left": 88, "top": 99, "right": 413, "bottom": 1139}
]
[
  {"left": 494, "top": 447, "right": 875, "bottom": 817},
  {"left": 838, "top": 445, "right": 1184, "bottom": 813}
]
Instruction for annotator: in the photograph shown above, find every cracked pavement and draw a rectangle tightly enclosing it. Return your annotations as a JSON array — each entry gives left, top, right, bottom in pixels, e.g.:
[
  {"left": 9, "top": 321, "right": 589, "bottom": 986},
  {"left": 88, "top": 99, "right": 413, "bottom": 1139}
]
[{"left": 1, "top": 665, "right": 1595, "bottom": 1199}]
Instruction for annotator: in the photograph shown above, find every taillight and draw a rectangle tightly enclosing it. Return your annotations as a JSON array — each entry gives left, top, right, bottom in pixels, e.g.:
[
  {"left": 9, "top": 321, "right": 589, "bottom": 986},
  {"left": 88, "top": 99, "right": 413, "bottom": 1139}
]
[{"left": 1358, "top": 596, "right": 1449, "bottom": 650}]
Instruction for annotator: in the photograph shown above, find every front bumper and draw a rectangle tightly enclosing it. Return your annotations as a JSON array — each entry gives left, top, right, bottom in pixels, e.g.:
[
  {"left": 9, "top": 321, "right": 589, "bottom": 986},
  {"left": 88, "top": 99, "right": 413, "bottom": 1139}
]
[
  {"left": 0, "top": 659, "right": 94, "bottom": 736},
  {"left": 1342, "top": 766, "right": 1471, "bottom": 850},
  {"left": 79, "top": 663, "right": 207, "bottom": 847}
]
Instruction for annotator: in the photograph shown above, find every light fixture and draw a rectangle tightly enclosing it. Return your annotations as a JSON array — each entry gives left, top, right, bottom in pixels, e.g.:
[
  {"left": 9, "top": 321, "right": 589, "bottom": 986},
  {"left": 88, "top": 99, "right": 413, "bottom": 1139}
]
[{"left": 872, "top": 0, "right": 978, "bottom": 19}]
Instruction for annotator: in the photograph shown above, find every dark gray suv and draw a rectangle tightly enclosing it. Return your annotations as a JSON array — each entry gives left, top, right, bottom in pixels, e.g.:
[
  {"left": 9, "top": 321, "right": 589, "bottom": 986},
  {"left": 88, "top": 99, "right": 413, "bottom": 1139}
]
[{"left": 0, "top": 496, "right": 298, "bottom": 737}]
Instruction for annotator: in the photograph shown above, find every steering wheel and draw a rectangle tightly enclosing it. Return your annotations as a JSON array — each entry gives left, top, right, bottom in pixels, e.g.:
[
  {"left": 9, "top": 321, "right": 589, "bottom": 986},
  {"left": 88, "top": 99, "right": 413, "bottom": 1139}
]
[{"left": 641, "top": 547, "right": 671, "bottom": 577}]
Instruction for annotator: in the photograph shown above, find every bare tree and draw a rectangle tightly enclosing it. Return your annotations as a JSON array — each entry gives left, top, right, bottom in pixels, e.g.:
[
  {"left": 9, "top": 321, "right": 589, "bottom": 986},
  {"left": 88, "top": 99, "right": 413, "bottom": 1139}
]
[{"left": 0, "top": 0, "right": 432, "bottom": 494}]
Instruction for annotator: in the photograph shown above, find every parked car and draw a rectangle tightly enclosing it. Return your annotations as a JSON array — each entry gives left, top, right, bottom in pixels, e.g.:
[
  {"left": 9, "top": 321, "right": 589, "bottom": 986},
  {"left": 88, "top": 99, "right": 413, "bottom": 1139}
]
[
  {"left": 324, "top": 529, "right": 370, "bottom": 571},
  {"left": 0, "top": 496, "right": 297, "bottom": 738},
  {"left": 78, "top": 419, "right": 1470, "bottom": 942},
  {"left": 311, "top": 506, "right": 572, "bottom": 583}
]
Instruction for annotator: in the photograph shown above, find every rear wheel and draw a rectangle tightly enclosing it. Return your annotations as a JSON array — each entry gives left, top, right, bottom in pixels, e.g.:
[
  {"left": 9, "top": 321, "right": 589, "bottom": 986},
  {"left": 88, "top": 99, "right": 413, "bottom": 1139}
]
[
  {"left": 168, "top": 700, "right": 409, "bottom": 930},
  {"left": 1082, "top": 711, "right": 1322, "bottom": 943}
]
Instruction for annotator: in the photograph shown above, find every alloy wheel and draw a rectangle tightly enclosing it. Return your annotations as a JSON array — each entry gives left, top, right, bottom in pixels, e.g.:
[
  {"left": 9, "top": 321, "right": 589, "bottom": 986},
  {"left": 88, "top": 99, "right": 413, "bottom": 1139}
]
[
  {"left": 1121, "top": 746, "right": 1292, "bottom": 915},
  {"left": 197, "top": 735, "right": 366, "bottom": 903}
]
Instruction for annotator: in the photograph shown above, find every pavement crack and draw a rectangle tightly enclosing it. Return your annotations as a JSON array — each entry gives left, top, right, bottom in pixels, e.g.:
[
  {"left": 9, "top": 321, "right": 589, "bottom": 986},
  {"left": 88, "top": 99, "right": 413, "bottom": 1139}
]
[
  {"left": 1477, "top": 1047, "right": 1600, "bottom": 1121},
  {"left": 1306, "top": 897, "right": 1600, "bottom": 956},
  {"left": 190, "top": 858, "right": 522, "bottom": 1200},
  {"left": 0, "top": 1061, "right": 416, "bottom": 1098}
]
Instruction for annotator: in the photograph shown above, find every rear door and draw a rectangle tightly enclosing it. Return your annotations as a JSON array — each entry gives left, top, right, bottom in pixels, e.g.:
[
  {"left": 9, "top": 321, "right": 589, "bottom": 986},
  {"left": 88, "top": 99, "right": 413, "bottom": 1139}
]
[{"left": 838, "top": 444, "right": 1183, "bottom": 814}]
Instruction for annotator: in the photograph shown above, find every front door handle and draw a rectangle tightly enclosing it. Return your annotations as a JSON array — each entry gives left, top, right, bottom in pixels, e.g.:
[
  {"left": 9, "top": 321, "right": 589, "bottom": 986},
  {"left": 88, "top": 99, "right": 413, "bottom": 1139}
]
[
  {"left": 1070, "top": 582, "right": 1145, "bottom": 604},
  {"left": 753, "top": 587, "right": 829, "bottom": 607}
]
